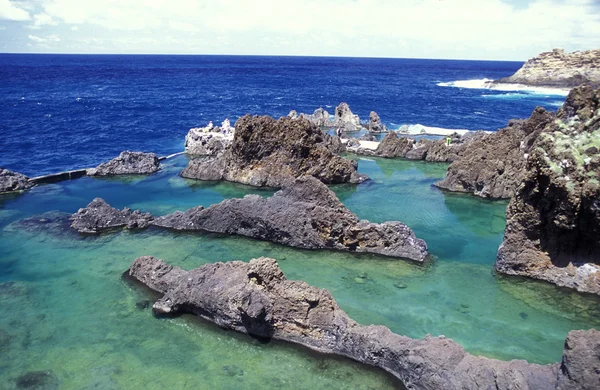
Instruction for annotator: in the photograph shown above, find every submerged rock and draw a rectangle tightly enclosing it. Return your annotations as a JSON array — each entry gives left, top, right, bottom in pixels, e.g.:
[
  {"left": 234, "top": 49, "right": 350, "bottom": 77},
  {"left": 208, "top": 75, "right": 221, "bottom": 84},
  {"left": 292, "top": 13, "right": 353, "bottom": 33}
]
[
  {"left": 435, "top": 107, "right": 555, "bottom": 199},
  {"left": 70, "top": 198, "right": 153, "bottom": 234},
  {"left": 368, "top": 111, "right": 388, "bottom": 133},
  {"left": 127, "top": 255, "right": 600, "bottom": 390},
  {"left": 15, "top": 370, "right": 59, "bottom": 390},
  {"left": 87, "top": 151, "right": 160, "bottom": 176},
  {"left": 494, "top": 48, "right": 600, "bottom": 88},
  {"left": 185, "top": 120, "right": 234, "bottom": 156},
  {"left": 496, "top": 86, "right": 600, "bottom": 295},
  {"left": 154, "top": 176, "right": 428, "bottom": 262},
  {"left": 334, "top": 102, "right": 361, "bottom": 132},
  {"left": 0, "top": 168, "right": 34, "bottom": 193},
  {"left": 182, "top": 115, "right": 367, "bottom": 187},
  {"left": 5, "top": 211, "right": 73, "bottom": 237}
]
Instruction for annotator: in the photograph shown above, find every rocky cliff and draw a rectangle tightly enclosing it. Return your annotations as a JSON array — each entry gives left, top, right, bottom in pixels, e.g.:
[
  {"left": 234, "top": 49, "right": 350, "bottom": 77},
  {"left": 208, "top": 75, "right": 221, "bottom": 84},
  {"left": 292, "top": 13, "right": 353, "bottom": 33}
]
[
  {"left": 495, "top": 48, "right": 600, "bottom": 88},
  {"left": 496, "top": 86, "right": 600, "bottom": 294},
  {"left": 127, "top": 255, "right": 600, "bottom": 390},
  {"left": 181, "top": 115, "right": 367, "bottom": 187},
  {"left": 435, "top": 107, "right": 556, "bottom": 199}
]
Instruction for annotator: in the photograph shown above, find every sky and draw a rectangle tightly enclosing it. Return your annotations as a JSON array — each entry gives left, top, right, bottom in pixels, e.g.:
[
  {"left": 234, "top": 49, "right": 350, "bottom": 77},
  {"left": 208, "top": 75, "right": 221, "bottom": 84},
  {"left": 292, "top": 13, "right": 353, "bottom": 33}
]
[{"left": 0, "top": 0, "right": 599, "bottom": 60}]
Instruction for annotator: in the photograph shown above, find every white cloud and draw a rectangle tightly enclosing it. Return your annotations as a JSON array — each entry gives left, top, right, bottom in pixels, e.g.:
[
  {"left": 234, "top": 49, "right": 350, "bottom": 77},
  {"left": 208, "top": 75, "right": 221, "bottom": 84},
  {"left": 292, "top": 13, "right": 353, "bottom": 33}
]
[
  {"left": 0, "top": 0, "right": 30, "bottom": 21},
  {"left": 28, "top": 12, "right": 58, "bottom": 28},
  {"left": 28, "top": 33, "right": 60, "bottom": 43},
  {"left": 4, "top": 0, "right": 600, "bottom": 58},
  {"left": 70, "top": 25, "right": 77, "bottom": 31}
]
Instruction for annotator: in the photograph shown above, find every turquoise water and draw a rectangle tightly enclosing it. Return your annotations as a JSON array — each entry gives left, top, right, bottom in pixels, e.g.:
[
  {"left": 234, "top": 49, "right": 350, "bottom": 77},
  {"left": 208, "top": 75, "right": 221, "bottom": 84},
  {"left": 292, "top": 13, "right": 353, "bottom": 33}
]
[{"left": 1, "top": 156, "right": 599, "bottom": 389}]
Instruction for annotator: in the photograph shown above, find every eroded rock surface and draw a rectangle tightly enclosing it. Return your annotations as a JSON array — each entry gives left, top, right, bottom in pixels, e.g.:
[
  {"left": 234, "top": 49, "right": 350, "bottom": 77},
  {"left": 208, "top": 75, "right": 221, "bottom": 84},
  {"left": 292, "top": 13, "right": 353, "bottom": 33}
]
[
  {"left": 435, "top": 108, "right": 555, "bottom": 198},
  {"left": 368, "top": 111, "right": 388, "bottom": 133},
  {"left": 154, "top": 176, "right": 428, "bottom": 261},
  {"left": 70, "top": 198, "right": 153, "bottom": 234},
  {"left": 495, "top": 48, "right": 600, "bottom": 88},
  {"left": 347, "top": 131, "right": 485, "bottom": 162},
  {"left": 334, "top": 102, "right": 361, "bottom": 132},
  {"left": 0, "top": 168, "right": 33, "bottom": 193},
  {"left": 182, "top": 115, "right": 367, "bottom": 187},
  {"left": 128, "top": 255, "right": 600, "bottom": 390},
  {"left": 87, "top": 151, "right": 160, "bottom": 176},
  {"left": 496, "top": 86, "right": 600, "bottom": 294},
  {"left": 288, "top": 108, "right": 333, "bottom": 127},
  {"left": 185, "top": 119, "right": 234, "bottom": 156}
]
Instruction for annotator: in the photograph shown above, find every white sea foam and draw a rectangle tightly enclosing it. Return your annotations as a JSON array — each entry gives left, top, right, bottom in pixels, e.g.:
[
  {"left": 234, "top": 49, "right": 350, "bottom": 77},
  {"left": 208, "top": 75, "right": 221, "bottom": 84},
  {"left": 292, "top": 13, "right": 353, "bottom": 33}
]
[
  {"left": 396, "top": 123, "right": 479, "bottom": 136},
  {"left": 437, "top": 78, "right": 569, "bottom": 96}
]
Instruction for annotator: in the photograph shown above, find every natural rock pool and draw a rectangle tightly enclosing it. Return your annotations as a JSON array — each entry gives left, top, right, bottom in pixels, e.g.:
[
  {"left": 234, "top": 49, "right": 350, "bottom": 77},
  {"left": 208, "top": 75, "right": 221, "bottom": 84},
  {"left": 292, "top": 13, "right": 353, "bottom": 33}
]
[{"left": 1, "top": 155, "right": 599, "bottom": 389}]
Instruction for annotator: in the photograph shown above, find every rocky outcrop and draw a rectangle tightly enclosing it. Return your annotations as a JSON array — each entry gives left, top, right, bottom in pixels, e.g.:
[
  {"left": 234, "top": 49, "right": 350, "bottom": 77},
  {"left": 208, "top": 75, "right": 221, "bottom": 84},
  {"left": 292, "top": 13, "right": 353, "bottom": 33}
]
[
  {"left": 289, "top": 108, "right": 333, "bottom": 128},
  {"left": 70, "top": 198, "right": 153, "bottom": 234},
  {"left": 87, "top": 151, "right": 160, "bottom": 176},
  {"left": 375, "top": 132, "right": 414, "bottom": 158},
  {"left": 347, "top": 131, "right": 485, "bottom": 162},
  {"left": 0, "top": 168, "right": 33, "bottom": 193},
  {"left": 496, "top": 86, "right": 600, "bottom": 295},
  {"left": 435, "top": 108, "right": 555, "bottom": 199},
  {"left": 128, "top": 255, "right": 600, "bottom": 390},
  {"left": 185, "top": 119, "right": 234, "bottom": 156},
  {"left": 154, "top": 176, "right": 428, "bottom": 261},
  {"left": 368, "top": 111, "right": 388, "bottom": 133},
  {"left": 334, "top": 102, "right": 361, "bottom": 132},
  {"left": 495, "top": 48, "right": 600, "bottom": 88},
  {"left": 181, "top": 115, "right": 367, "bottom": 187}
]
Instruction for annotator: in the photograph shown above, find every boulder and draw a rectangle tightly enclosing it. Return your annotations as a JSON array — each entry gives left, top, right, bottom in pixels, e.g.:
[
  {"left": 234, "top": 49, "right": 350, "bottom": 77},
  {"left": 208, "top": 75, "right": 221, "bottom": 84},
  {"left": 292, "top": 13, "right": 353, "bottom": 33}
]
[
  {"left": 70, "top": 198, "right": 153, "bottom": 234},
  {"left": 181, "top": 115, "right": 367, "bottom": 187},
  {"left": 435, "top": 108, "right": 555, "bottom": 199},
  {"left": 127, "top": 255, "right": 600, "bottom": 390},
  {"left": 288, "top": 108, "right": 333, "bottom": 127},
  {"left": 185, "top": 119, "right": 234, "bottom": 156},
  {"left": 87, "top": 151, "right": 160, "bottom": 176},
  {"left": 368, "top": 111, "right": 388, "bottom": 133},
  {"left": 334, "top": 102, "right": 361, "bottom": 132},
  {"left": 154, "top": 176, "right": 428, "bottom": 262},
  {"left": 0, "top": 168, "right": 33, "bottom": 193},
  {"left": 495, "top": 48, "right": 600, "bottom": 88},
  {"left": 495, "top": 86, "right": 600, "bottom": 294},
  {"left": 375, "top": 132, "right": 414, "bottom": 158}
]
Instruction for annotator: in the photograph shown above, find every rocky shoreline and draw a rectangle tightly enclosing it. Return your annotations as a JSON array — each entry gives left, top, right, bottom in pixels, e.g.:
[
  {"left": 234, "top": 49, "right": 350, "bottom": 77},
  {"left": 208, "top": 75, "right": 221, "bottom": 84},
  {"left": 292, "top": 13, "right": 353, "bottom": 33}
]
[
  {"left": 494, "top": 48, "right": 600, "bottom": 89},
  {"left": 127, "top": 255, "right": 600, "bottom": 390}
]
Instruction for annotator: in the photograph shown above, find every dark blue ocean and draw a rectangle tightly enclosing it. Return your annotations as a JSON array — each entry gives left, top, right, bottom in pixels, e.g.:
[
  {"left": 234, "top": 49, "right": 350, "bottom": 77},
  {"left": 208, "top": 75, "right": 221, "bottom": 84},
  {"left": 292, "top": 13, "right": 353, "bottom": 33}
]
[{"left": 1, "top": 54, "right": 567, "bottom": 176}]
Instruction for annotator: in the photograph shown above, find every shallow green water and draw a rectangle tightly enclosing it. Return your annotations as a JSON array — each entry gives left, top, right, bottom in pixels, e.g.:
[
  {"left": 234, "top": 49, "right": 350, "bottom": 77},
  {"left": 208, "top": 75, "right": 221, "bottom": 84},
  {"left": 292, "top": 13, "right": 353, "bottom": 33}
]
[{"left": 1, "top": 156, "right": 599, "bottom": 389}]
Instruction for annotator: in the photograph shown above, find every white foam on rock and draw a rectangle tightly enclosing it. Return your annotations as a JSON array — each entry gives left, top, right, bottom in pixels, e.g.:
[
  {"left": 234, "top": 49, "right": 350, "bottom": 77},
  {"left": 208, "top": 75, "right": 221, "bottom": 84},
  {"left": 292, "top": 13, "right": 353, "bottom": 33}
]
[{"left": 437, "top": 78, "right": 570, "bottom": 96}]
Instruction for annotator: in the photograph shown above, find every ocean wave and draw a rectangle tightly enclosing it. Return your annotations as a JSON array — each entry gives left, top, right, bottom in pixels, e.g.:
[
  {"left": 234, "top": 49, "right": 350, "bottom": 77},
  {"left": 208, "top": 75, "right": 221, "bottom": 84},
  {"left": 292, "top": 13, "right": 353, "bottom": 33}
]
[{"left": 437, "top": 78, "right": 569, "bottom": 96}]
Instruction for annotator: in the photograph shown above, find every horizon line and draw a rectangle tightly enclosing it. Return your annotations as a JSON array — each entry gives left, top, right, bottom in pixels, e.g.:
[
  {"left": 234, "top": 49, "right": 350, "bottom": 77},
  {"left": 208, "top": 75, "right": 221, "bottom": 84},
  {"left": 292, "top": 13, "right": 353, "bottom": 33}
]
[{"left": 0, "top": 52, "right": 526, "bottom": 62}]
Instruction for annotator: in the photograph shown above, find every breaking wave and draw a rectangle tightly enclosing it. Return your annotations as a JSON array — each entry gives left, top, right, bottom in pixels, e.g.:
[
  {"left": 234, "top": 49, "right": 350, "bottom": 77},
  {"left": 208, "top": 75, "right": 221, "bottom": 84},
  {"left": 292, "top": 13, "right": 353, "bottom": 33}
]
[{"left": 437, "top": 78, "right": 569, "bottom": 96}]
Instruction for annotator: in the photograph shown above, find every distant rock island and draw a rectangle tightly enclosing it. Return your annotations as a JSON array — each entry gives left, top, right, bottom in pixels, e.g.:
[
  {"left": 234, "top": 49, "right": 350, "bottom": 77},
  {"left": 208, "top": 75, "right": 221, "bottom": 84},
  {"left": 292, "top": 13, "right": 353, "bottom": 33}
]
[{"left": 495, "top": 48, "right": 600, "bottom": 88}]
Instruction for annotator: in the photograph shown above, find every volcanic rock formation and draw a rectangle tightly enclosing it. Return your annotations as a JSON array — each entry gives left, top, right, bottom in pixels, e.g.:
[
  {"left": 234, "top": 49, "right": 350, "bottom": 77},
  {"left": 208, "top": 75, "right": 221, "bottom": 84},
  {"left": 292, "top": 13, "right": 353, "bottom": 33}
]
[
  {"left": 127, "top": 255, "right": 600, "bottom": 390},
  {"left": 288, "top": 108, "right": 333, "bottom": 127},
  {"left": 185, "top": 119, "right": 234, "bottom": 156},
  {"left": 70, "top": 198, "right": 153, "bottom": 234},
  {"left": 154, "top": 176, "right": 428, "bottom": 262},
  {"left": 368, "top": 111, "right": 388, "bottom": 133},
  {"left": 334, "top": 102, "right": 361, "bottom": 132},
  {"left": 0, "top": 168, "right": 33, "bottom": 193},
  {"left": 181, "top": 115, "right": 367, "bottom": 187},
  {"left": 496, "top": 86, "right": 600, "bottom": 294},
  {"left": 87, "top": 151, "right": 160, "bottom": 176},
  {"left": 435, "top": 108, "right": 556, "bottom": 199},
  {"left": 495, "top": 48, "right": 600, "bottom": 88}
]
